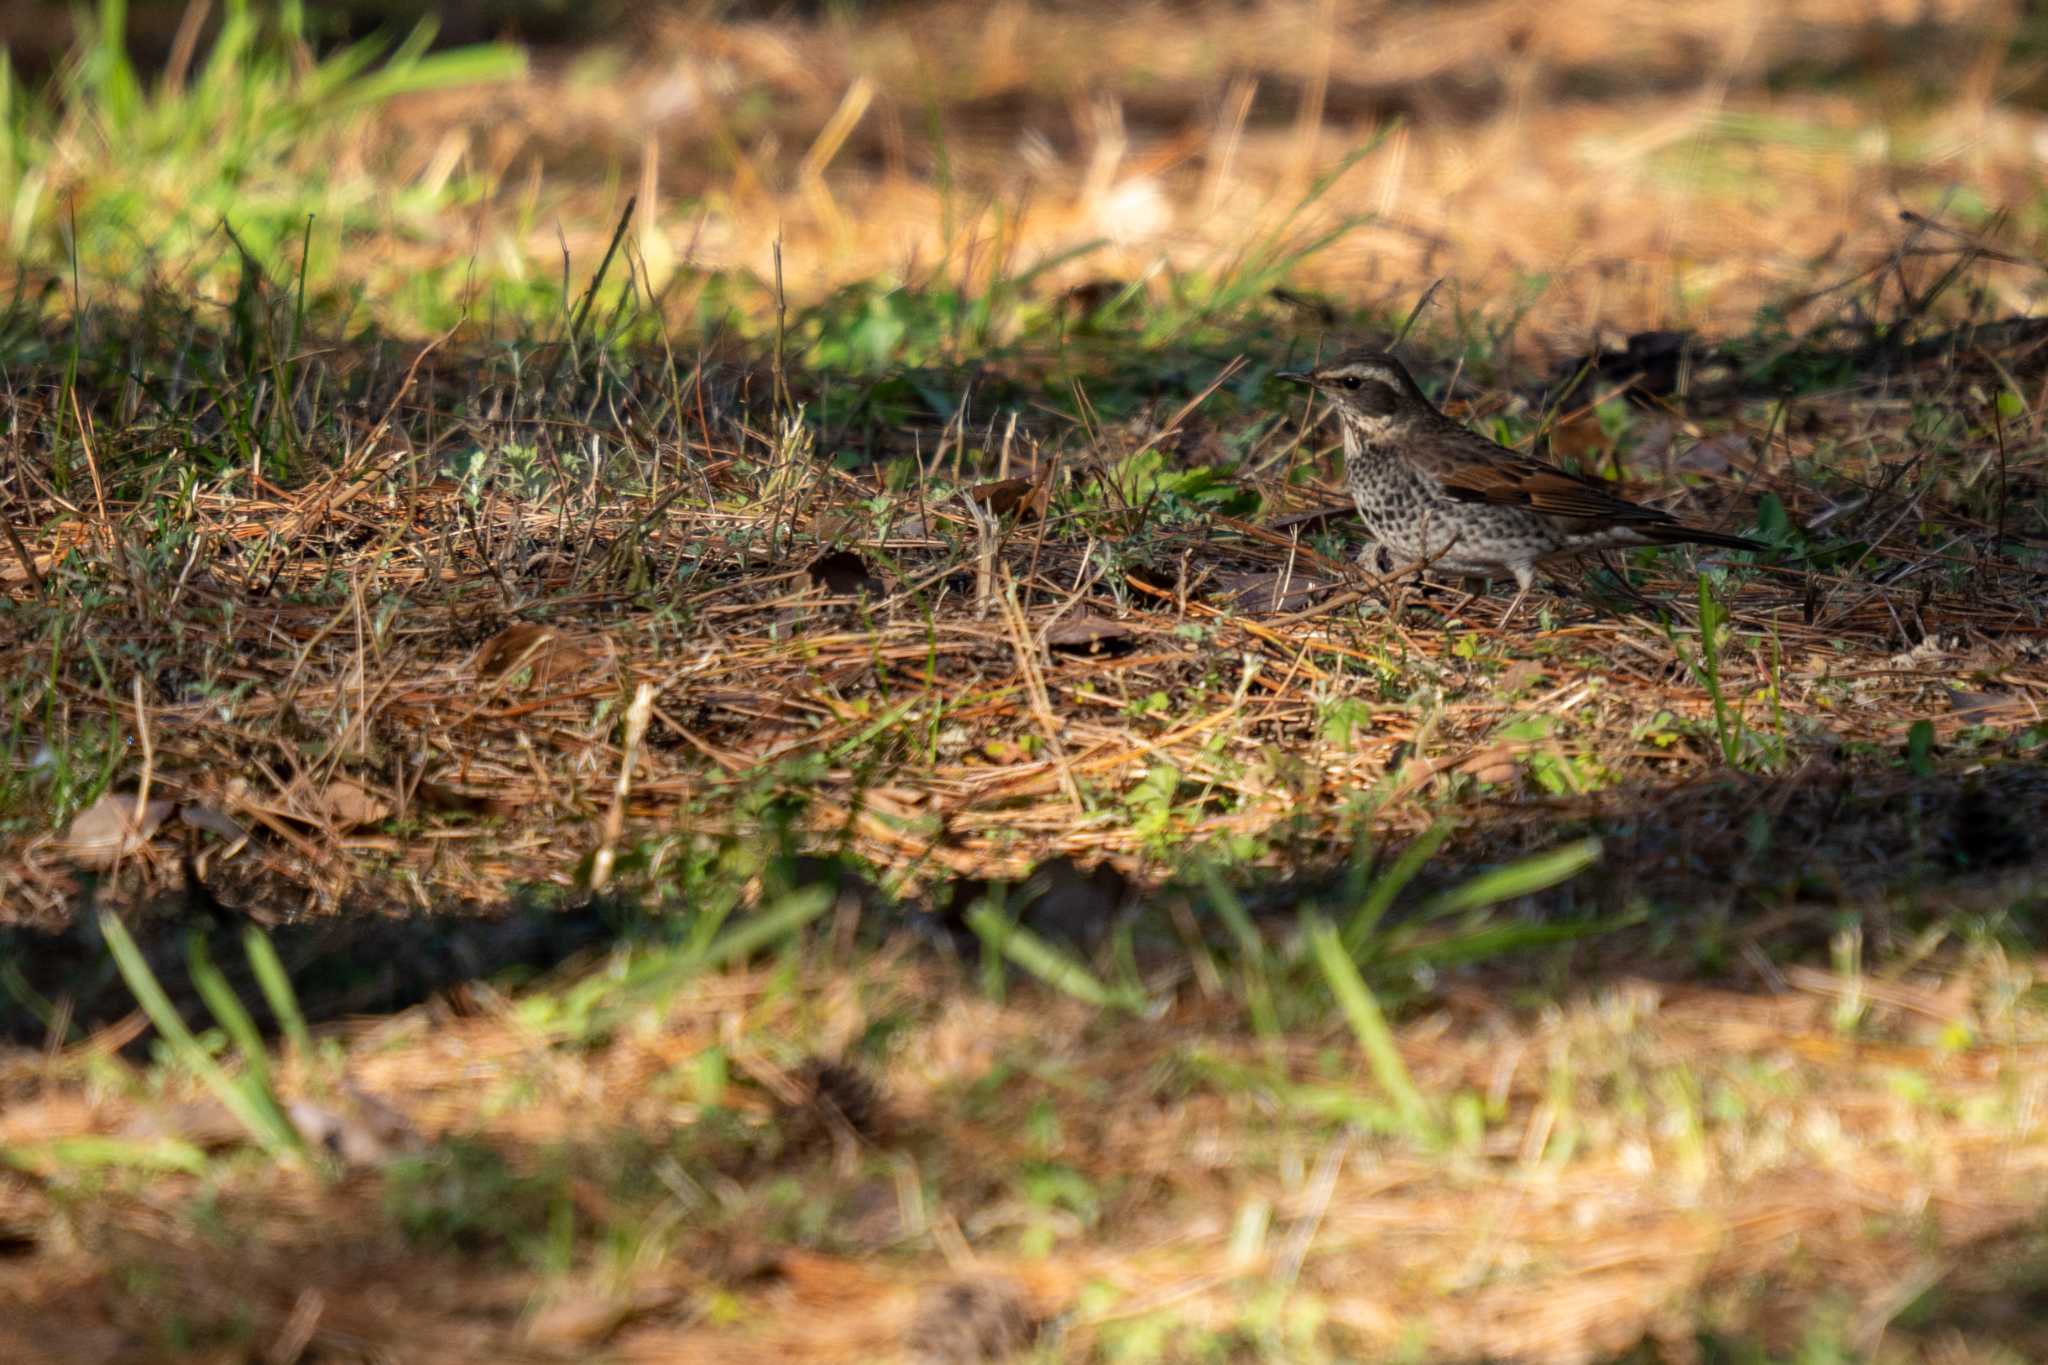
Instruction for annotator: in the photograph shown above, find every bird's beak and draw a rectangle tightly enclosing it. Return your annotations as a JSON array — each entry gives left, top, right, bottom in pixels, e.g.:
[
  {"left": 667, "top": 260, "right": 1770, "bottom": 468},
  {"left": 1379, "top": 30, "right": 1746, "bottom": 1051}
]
[{"left": 1276, "top": 370, "right": 1313, "bottom": 386}]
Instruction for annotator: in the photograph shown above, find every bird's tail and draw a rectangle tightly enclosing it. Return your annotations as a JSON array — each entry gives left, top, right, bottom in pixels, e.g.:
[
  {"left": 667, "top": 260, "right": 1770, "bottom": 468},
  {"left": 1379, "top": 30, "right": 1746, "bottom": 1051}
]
[{"left": 1647, "top": 524, "right": 1767, "bottom": 553}]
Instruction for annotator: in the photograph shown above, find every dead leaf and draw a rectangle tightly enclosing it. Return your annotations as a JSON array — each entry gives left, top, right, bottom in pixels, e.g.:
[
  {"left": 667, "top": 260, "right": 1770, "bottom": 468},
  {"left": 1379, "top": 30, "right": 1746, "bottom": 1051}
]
[
  {"left": 0, "top": 519, "right": 90, "bottom": 586},
  {"left": 1211, "top": 569, "right": 1342, "bottom": 614},
  {"left": 222, "top": 774, "right": 394, "bottom": 831},
  {"left": 965, "top": 477, "right": 1050, "bottom": 521},
  {"left": 60, "top": 792, "right": 174, "bottom": 867},
  {"left": 768, "top": 1248, "right": 896, "bottom": 1306},
  {"left": 1057, "top": 278, "right": 1128, "bottom": 314},
  {"left": 1950, "top": 689, "right": 2024, "bottom": 722},
  {"left": 176, "top": 803, "right": 249, "bottom": 843},
  {"left": 308, "top": 777, "right": 391, "bottom": 829},
  {"left": 1457, "top": 745, "right": 1520, "bottom": 786},
  {"left": 810, "top": 549, "right": 886, "bottom": 597},
  {"left": 475, "top": 623, "right": 609, "bottom": 686},
  {"left": 810, "top": 510, "right": 858, "bottom": 543},
  {"left": 1676, "top": 432, "right": 1749, "bottom": 475},
  {"left": 413, "top": 780, "right": 517, "bottom": 819},
  {"left": 886, "top": 511, "right": 944, "bottom": 540},
  {"left": 1547, "top": 410, "right": 1609, "bottom": 462},
  {"left": 240, "top": 775, "right": 394, "bottom": 831},
  {"left": 1043, "top": 611, "right": 1135, "bottom": 652}
]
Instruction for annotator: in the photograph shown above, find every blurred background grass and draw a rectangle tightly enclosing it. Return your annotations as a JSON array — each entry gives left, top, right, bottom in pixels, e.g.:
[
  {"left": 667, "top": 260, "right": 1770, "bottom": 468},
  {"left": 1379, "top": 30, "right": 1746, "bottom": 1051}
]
[{"left": 4, "top": 0, "right": 2046, "bottom": 350}]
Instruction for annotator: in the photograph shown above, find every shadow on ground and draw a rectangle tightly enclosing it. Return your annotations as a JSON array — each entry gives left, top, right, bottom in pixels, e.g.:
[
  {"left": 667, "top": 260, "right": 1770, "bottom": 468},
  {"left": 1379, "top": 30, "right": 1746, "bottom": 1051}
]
[{"left": 9, "top": 748, "right": 2045, "bottom": 1049}]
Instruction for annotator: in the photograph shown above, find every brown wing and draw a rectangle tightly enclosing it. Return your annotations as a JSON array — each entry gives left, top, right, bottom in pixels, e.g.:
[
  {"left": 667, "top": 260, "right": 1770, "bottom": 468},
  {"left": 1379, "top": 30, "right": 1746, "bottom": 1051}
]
[{"left": 1412, "top": 427, "right": 1679, "bottom": 529}]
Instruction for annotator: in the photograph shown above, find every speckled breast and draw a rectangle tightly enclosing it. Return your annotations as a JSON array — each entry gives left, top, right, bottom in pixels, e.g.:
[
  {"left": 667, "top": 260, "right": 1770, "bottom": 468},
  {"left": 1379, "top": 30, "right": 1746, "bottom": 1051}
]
[{"left": 1344, "top": 441, "right": 1560, "bottom": 576}]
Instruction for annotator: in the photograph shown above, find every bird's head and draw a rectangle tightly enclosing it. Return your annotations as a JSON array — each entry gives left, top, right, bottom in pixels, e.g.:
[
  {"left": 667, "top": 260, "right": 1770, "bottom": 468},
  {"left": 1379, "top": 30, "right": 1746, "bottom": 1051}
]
[{"left": 1278, "top": 349, "right": 1433, "bottom": 422}]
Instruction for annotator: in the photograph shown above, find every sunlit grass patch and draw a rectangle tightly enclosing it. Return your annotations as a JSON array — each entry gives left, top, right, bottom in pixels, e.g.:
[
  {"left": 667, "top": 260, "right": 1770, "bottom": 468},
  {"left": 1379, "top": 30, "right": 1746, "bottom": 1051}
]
[{"left": 1, "top": 1, "right": 525, "bottom": 304}]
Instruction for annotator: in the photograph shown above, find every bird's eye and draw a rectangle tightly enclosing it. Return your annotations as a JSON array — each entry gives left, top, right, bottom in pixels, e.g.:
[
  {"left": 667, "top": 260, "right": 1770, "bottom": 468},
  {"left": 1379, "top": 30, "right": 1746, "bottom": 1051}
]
[{"left": 1339, "top": 375, "right": 1362, "bottom": 390}]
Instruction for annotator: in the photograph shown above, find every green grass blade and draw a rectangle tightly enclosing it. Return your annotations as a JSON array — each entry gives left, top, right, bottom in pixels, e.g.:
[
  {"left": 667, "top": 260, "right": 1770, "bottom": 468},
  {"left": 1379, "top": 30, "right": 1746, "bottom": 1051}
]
[
  {"left": 343, "top": 41, "right": 528, "bottom": 107},
  {"left": 1343, "top": 821, "right": 1451, "bottom": 953},
  {"left": 964, "top": 905, "right": 1147, "bottom": 1014},
  {"left": 184, "top": 930, "right": 273, "bottom": 1094},
  {"left": 1690, "top": 574, "right": 1741, "bottom": 764},
  {"left": 1007, "top": 237, "right": 1113, "bottom": 290},
  {"left": 1306, "top": 916, "right": 1433, "bottom": 1138},
  {"left": 1195, "top": 862, "right": 1279, "bottom": 1039},
  {"left": 700, "top": 886, "right": 835, "bottom": 969},
  {"left": 242, "top": 925, "right": 310, "bottom": 1058},
  {"left": 4, "top": 1135, "right": 208, "bottom": 1175},
  {"left": 0, "top": 959, "right": 63, "bottom": 1042},
  {"left": 1195, "top": 862, "right": 1265, "bottom": 967},
  {"left": 97, "top": 913, "right": 304, "bottom": 1162},
  {"left": 1416, "top": 838, "right": 1601, "bottom": 921},
  {"left": 587, "top": 886, "right": 836, "bottom": 1036},
  {"left": 828, "top": 699, "right": 919, "bottom": 763},
  {"left": 1384, "top": 915, "right": 1635, "bottom": 971}
]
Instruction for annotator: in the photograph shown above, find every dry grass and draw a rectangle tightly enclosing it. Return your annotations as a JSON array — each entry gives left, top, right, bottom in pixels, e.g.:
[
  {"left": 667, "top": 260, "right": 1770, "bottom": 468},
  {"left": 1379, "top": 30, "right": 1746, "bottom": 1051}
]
[{"left": 4, "top": 284, "right": 2043, "bottom": 916}]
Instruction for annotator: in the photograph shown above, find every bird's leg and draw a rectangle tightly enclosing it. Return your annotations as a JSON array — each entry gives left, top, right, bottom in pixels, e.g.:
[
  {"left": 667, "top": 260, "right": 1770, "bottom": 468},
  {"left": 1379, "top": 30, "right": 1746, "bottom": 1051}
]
[
  {"left": 1412, "top": 521, "right": 1485, "bottom": 623},
  {"left": 1495, "top": 566, "right": 1536, "bottom": 633}
]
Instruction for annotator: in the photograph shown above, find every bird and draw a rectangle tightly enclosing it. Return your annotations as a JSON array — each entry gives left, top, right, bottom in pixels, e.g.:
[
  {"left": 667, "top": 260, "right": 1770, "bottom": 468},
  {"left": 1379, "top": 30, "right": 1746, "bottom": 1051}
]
[{"left": 1280, "top": 347, "right": 1763, "bottom": 624}]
